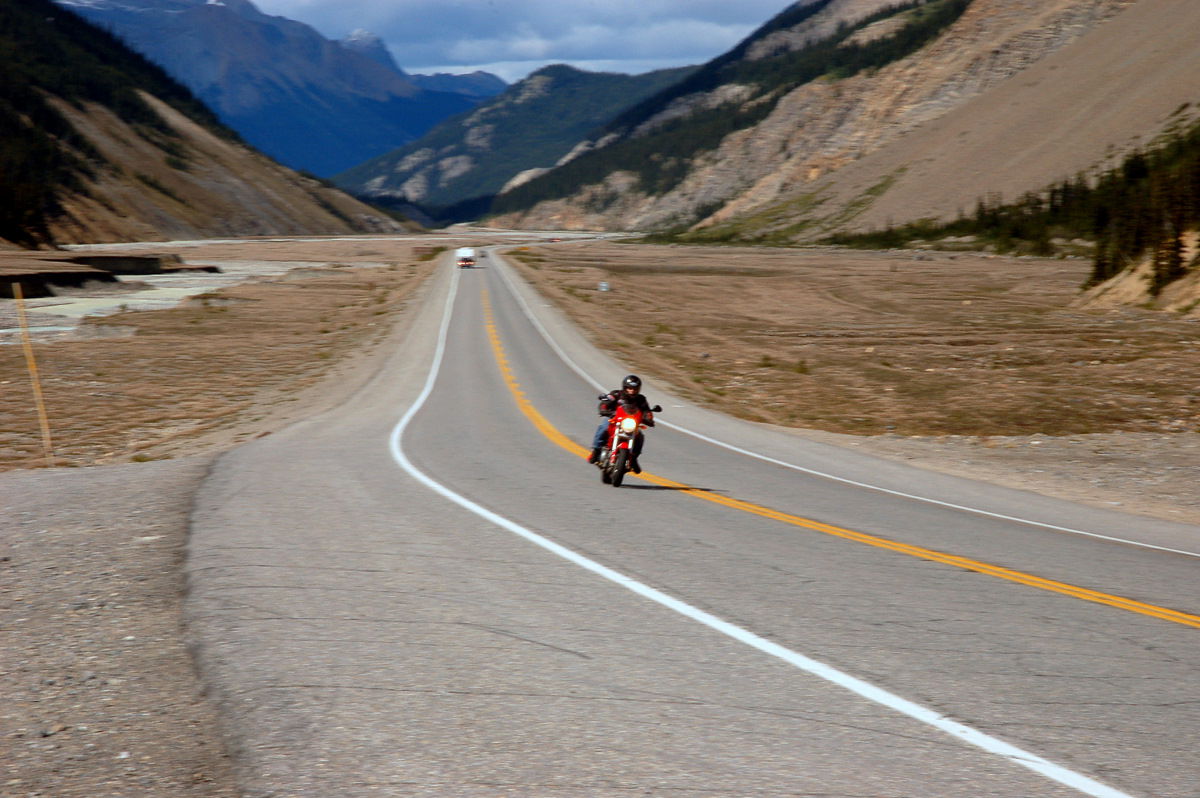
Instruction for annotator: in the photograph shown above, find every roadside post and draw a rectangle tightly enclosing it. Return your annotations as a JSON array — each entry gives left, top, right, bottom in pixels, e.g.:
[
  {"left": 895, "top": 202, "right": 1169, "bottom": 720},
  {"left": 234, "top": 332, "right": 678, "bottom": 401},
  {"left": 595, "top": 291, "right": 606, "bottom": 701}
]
[{"left": 13, "top": 282, "right": 55, "bottom": 465}]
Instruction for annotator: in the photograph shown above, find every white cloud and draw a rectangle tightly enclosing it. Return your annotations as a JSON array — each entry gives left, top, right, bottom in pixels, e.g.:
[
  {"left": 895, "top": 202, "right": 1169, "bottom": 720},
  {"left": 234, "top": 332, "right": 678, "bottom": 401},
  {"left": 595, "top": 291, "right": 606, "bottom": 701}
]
[{"left": 251, "top": 0, "right": 790, "bottom": 80}]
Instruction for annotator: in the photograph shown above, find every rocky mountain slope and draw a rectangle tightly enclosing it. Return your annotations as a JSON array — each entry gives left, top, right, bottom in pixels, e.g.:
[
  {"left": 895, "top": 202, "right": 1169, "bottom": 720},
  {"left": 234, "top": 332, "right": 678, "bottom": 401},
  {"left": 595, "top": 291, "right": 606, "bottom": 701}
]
[
  {"left": 335, "top": 64, "right": 695, "bottom": 221},
  {"left": 487, "top": 0, "right": 1194, "bottom": 241},
  {"left": 716, "top": 0, "right": 1200, "bottom": 240},
  {"left": 55, "top": 0, "right": 500, "bottom": 175},
  {"left": 2, "top": 0, "right": 409, "bottom": 246},
  {"left": 47, "top": 93, "right": 411, "bottom": 243}
]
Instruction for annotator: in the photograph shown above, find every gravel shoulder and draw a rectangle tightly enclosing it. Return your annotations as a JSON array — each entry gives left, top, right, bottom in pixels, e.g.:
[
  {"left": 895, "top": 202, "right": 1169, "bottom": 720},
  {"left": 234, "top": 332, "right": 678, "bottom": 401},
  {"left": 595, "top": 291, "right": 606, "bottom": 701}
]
[
  {"left": 2, "top": 457, "right": 238, "bottom": 798},
  {"left": 2, "top": 237, "right": 448, "bottom": 797},
  {"left": 2, "top": 236, "right": 1197, "bottom": 797}
]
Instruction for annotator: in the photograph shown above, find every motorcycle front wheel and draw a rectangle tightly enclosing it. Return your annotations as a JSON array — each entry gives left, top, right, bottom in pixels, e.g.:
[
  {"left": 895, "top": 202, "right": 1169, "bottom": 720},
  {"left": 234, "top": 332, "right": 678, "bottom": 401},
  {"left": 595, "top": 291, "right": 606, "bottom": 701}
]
[{"left": 611, "top": 450, "right": 628, "bottom": 487}]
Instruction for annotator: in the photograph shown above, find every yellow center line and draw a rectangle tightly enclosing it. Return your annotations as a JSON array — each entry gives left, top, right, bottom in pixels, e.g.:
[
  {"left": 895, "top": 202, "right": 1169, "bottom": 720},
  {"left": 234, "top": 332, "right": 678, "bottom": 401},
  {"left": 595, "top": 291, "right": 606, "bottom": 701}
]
[{"left": 481, "top": 290, "right": 1200, "bottom": 629}]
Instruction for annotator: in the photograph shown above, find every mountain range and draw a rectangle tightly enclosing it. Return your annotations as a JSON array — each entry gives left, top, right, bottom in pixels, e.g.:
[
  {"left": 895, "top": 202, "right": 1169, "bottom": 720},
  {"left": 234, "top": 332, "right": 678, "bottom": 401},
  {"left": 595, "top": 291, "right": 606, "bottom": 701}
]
[
  {"left": 481, "top": 0, "right": 1198, "bottom": 245},
  {"left": 1, "top": 0, "right": 408, "bottom": 246},
  {"left": 334, "top": 64, "right": 697, "bottom": 222},
  {"left": 338, "top": 28, "right": 506, "bottom": 101},
  {"left": 54, "top": 0, "right": 505, "bottom": 176},
  {"left": 8, "top": 0, "right": 1198, "bottom": 311}
]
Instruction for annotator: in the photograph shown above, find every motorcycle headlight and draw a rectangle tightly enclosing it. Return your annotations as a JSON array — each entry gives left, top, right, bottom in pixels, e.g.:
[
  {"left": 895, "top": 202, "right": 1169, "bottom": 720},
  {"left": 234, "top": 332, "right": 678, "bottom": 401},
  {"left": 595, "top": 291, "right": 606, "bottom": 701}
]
[{"left": 620, "top": 417, "right": 639, "bottom": 434}]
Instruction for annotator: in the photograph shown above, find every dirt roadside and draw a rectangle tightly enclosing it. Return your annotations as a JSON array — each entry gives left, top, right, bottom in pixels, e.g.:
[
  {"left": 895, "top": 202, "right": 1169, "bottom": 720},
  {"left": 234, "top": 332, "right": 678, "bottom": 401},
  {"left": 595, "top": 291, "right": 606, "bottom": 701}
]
[
  {"left": 2, "top": 236, "right": 1198, "bottom": 797},
  {"left": 0, "top": 238, "right": 452, "bottom": 469}
]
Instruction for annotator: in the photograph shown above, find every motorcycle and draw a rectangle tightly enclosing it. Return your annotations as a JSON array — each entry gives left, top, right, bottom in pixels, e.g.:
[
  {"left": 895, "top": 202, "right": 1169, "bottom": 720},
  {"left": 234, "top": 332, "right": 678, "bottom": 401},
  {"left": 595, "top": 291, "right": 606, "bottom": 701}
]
[{"left": 596, "top": 399, "right": 661, "bottom": 487}]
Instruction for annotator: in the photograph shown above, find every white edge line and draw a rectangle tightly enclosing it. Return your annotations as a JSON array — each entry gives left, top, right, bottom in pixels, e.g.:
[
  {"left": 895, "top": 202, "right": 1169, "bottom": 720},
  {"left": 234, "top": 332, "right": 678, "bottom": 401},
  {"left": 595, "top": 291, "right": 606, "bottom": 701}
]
[
  {"left": 492, "top": 253, "right": 1200, "bottom": 560},
  {"left": 387, "top": 259, "right": 1135, "bottom": 798}
]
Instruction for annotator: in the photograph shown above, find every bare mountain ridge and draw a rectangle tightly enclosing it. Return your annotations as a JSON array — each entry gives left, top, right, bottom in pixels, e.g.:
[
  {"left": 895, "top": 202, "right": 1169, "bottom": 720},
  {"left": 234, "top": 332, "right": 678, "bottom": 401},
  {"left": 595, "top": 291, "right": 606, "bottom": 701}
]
[
  {"left": 741, "top": 0, "right": 1200, "bottom": 238},
  {"left": 44, "top": 93, "right": 409, "bottom": 243},
  {"left": 488, "top": 0, "right": 1186, "bottom": 238}
]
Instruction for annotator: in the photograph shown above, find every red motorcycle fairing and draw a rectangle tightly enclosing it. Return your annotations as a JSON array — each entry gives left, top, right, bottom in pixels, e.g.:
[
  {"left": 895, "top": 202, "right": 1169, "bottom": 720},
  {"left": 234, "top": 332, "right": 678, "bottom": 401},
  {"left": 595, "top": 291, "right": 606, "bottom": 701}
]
[
  {"left": 598, "top": 401, "right": 655, "bottom": 487},
  {"left": 605, "top": 403, "right": 647, "bottom": 453}
]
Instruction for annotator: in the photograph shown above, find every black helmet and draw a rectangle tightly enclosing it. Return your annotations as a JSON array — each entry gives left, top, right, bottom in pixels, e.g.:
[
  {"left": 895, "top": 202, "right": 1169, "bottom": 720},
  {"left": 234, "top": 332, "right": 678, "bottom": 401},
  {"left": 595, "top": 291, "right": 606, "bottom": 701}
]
[{"left": 622, "top": 374, "right": 642, "bottom": 392}]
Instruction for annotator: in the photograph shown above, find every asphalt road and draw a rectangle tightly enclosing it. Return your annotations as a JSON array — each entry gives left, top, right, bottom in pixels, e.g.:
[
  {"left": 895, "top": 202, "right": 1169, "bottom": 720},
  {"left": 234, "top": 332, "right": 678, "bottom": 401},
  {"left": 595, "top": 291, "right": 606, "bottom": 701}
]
[{"left": 187, "top": 248, "right": 1200, "bottom": 798}]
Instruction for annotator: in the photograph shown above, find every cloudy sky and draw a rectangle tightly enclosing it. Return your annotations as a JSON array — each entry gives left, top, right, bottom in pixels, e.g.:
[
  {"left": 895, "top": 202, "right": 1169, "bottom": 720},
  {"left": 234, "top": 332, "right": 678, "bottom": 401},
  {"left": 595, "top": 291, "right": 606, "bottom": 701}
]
[{"left": 252, "top": 0, "right": 794, "bottom": 83}]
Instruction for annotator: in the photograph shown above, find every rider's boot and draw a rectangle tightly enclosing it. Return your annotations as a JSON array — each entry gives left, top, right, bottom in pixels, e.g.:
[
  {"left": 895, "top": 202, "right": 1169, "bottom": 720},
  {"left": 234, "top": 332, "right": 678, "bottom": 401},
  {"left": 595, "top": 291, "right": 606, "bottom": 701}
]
[
  {"left": 629, "top": 455, "right": 641, "bottom": 474},
  {"left": 588, "top": 447, "right": 602, "bottom": 464}
]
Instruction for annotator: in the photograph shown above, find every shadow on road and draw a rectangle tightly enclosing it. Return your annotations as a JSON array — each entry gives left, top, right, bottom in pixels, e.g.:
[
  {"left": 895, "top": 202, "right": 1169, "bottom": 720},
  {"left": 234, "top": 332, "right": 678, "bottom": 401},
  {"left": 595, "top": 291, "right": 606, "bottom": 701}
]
[{"left": 622, "top": 484, "right": 721, "bottom": 493}]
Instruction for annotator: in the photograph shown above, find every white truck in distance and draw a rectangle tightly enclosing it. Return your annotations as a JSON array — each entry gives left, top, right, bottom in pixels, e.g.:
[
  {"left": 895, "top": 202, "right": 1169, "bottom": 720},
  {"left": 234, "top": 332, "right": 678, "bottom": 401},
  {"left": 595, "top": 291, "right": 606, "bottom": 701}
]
[{"left": 455, "top": 247, "right": 476, "bottom": 268}]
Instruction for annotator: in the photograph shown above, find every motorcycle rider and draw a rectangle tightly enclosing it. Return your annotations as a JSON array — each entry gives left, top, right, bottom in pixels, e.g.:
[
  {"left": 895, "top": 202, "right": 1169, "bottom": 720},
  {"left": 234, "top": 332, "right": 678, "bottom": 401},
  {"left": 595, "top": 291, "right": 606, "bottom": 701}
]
[{"left": 588, "top": 374, "right": 655, "bottom": 472}]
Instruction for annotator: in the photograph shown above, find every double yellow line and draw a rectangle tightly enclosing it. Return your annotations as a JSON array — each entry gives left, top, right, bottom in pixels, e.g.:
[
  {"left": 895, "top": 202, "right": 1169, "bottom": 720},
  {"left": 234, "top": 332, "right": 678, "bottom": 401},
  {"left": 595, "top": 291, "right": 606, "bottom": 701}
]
[{"left": 481, "top": 290, "right": 1200, "bottom": 629}]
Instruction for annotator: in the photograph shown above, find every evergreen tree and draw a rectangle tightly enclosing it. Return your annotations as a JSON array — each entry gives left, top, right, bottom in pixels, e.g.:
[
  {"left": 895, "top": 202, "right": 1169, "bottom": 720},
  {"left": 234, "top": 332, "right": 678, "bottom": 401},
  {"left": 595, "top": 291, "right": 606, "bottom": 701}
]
[{"left": 829, "top": 114, "right": 1200, "bottom": 295}]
